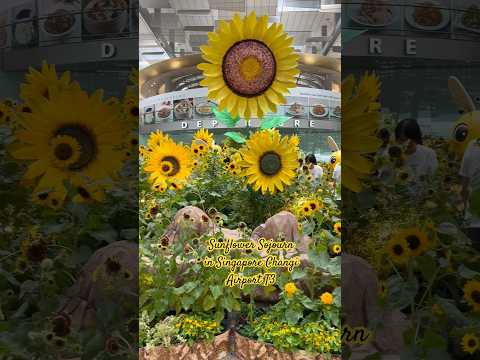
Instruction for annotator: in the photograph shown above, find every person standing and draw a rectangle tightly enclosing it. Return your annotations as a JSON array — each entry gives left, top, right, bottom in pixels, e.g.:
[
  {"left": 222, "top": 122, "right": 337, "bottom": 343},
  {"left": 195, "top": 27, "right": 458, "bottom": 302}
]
[
  {"left": 305, "top": 153, "right": 323, "bottom": 183},
  {"left": 394, "top": 118, "right": 438, "bottom": 181}
]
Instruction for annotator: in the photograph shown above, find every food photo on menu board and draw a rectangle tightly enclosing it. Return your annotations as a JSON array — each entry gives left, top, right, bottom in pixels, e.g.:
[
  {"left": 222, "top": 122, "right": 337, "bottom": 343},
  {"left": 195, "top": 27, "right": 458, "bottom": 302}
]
[
  {"left": 349, "top": 0, "right": 397, "bottom": 27},
  {"left": 173, "top": 98, "right": 194, "bottom": 121},
  {"left": 143, "top": 105, "right": 155, "bottom": 125},
  {"left": 456, "top": 0, "right": 480, "bottom": 34},
  {"left": 82, "top": 0, "right": 130, "bottom": 38},
  {"left": 285, "top": 97, "right": 308, "bottom": 119},
  {"left": 194, "top": 98, "right": 214, "bottom": 117},
  {"left": 0, "top": 10, "right": 10, "bottom": 49},
  {"left": 11, "top": 1, "right": 38, "bottom": 48},
  {"left": 405, "top": 0, "right": 450, "bottom": 31},
  {"left": 155, "top": 101, "right": 173, "bottom": 123},
  {"left": 39, "top": 0, "right": 81, "bottom": 45},
  {"left": 309, "top": 101, "right": 330, "bottom": 119}
]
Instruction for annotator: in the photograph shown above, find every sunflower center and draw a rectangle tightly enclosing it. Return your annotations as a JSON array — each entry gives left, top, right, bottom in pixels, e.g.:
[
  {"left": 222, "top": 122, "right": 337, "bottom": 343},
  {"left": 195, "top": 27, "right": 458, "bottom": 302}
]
[
  {"left": 55, "top": 125, "right": 97, "bottom": 171},
  {"left": 406, "top": 235, "right": 420, "bottom": 250},
  {"left": 393, "top": 244, "right": 404, "bottom": 255},
  {"left": 130, "top": 106, "right": 139, "bottom": 117},
  {"left": 77, "top": 187, "right": 91, "bottom": 199},
  {"left": 161, "top": 156, "right": 180, "bottom": 177},
  {"left": 468, "top": 339, "right": 477, "bottom": 347},
  {"left": 222, "top": 39, "right": 276, "bottom": 97},
  {"left": 160, "top": 161, "right": 173, "bottom": 175},
  {"left": 259, "top": 151, "right": 282, "bottom": 176},
  {"left": 54, "top": 143, "right": 73, "bottom": 161},
  {"left": 240, "top": 57, "right": 262, "bottom": 81},
  {"left": 472, "top": 290, "right": 480, "bottom": 304}
]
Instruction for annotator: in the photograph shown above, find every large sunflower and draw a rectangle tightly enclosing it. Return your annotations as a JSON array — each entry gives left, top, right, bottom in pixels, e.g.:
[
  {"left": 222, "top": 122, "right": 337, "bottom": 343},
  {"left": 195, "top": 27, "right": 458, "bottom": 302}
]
[
  {"left": 240, "top": 130, "right": 298, "bottom": 194},
  {"left": 20, "top": 61, "right": 79, "bottom": 106},
  {"left": 144, "top": 140, "right": 193, "bottom": 187},
  {"left": 395, "top": 227, "right": 429, "bottom": 257},
  {"left": 342, "top": 73, "right": 382, "bottom": 192},
  {"left": 464, "top": 280, "right": 480, "bottom": 312},
  {"left": 197, "top": 12, "right": 299, "bottom": 120},
  {"left": 461, "top": 333, "right": 479, "bottom": 354},
  {"left": 10, "top": 86, "right": 124, "bottom": 208}
]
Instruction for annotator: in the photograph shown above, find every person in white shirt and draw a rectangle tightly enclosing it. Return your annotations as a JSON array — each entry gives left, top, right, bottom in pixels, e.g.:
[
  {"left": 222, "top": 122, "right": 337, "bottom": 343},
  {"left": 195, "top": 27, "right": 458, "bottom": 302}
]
[
  {"left": 305, "top": 154, "right": 323, "bottom": 183},
  {"left": 459, "top": 138, "right": 480, "bottom": 246},
  {"left": 394, "top": 118, "right": 438, "bottom": 182}
]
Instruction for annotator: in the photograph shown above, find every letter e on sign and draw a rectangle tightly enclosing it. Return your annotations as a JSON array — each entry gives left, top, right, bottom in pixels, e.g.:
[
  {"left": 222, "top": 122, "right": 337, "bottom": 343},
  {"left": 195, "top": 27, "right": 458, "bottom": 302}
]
[
  {"left": 406, "top": 39, "right": 417, "bottom": 55},
  {"left": 101, "top": 43, "right": 116, "bottom": 58},
  {"left": 369, "top": 38, "right": 382, "bottom": 54},
  {"left": 197, "top": 120, "right": 202, "bottom": 128}
]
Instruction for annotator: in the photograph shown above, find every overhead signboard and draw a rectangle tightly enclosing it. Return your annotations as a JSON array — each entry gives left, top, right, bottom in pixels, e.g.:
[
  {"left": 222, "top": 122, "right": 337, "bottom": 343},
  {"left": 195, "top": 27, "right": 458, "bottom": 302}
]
[{"left": 140, "top": 87, "right": 341, "bottom": 133}]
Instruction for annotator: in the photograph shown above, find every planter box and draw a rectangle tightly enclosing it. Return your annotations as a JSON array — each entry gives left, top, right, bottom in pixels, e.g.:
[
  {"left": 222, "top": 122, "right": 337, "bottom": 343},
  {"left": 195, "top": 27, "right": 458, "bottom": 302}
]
[{"left": 140, "top": 330, "right": 341, "bottom": 360}]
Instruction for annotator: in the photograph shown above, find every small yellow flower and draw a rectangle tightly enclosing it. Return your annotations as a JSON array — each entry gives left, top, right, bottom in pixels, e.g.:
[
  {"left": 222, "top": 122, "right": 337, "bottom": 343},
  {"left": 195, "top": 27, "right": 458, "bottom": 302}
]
[
  {"left": 331, "top": 244, "right": 341, "bottom": 255},
  {"left": 320, "top": 292, "right": 333, "bottom": 305},
  {"left": 284, "top": 282, "right": 297, "bottom": 297},
  {"left": 461, "top": 333, "right": 479, "bottom": 354},
  {"left": 464, "top": 280, "right": 480, "bottom": 312},
  {"left": 333, "top": 222, "right": 341, "bottom": 235}
]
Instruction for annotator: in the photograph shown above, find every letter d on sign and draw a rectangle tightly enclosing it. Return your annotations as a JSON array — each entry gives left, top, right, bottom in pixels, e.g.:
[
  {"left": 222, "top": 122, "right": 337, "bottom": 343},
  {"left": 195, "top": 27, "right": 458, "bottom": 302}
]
[
  {"left": 181, "top": 122, "right": 188, "bottom": 129},
  {"left": 101, "top": 43, "right": 116, "bottom": 58}
]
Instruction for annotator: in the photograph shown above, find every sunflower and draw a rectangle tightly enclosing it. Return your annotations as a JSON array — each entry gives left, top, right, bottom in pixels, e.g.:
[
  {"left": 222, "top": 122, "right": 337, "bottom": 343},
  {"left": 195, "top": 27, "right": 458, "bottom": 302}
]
[
  {"left": 197, "top": 11, "right": 299, "bottom": 120},
  {"left": 10, "top": 87, "right": 124, "bottom": 209},
  {"left": 147, "top": 130, "right": 173, "bottom": 149},
  {"left": 464, "top": 280, "right": 480, "bottom": 312},
  {"left": 386, "top": 235, "right": 410, "bottom": 265},
  {"left": 461, "top": 333, "right": 479, "bottom": 354},
  {"left": 144, "top": 140, "right": 193, "bottom": 187},
  {"left": 226, "top": 161, "right": 241, "bottom": 175},
  {"left": 333, "top": 222, "right": 341, "bottom": 236},
  {"left": 240, "top": 130, "right": 298, "bottom": 194},
  {"left": 193, "top": 129, "right": 214, "bottom": 149},
  {"left": 152, "top": 179, "right": 167, "bottom": 193},
  {"left": 72, "top": 177, "right": 106, "bottom": 203},
  {"left": 331, "top": 244, "right": 341, "bottom": 255},
  {"left": 122, "top": 97, "right": 139, "bottom": 125},
  {"left": 395, "top": 227, "right": 429, "bottom": 257},
  {"left": 308, "top": 200, "right": 322, "bottom": 212},
  {"left": 0, "top": 102, "right": 14, "bottom": 126},
  {"left": 191, "top": 139, "right": 209, "bottom": 157},
  {"left": 300, "top": 204, "right": 312, "bottom": 217},
  {"left": 20, "top": 61, "right": 79, "bottom": 106},
  {"left": 342, "top": 73, "right": 382, "bottom": 192},
  {"left": 396, "top": 167, "right": 412, "bottom": 184}
]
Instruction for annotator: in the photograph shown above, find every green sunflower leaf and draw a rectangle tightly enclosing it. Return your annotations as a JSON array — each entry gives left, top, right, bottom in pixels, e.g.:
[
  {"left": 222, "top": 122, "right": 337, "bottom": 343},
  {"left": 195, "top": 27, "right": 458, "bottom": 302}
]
[
  {"left": 212, "top": 105, "right": 240, "bottom": 127},
  {"left": 224, "top": 132, "right": 246, "bottom": 144},
  {"left": 260, "top": 115, "right": 291, "bottom": 130}
]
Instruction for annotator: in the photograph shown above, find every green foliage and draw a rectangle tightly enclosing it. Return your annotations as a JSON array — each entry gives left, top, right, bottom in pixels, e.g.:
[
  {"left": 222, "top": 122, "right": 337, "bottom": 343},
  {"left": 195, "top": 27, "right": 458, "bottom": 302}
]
[{"left": 242, "top": 312, "right": 341, "bottom": 354}]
